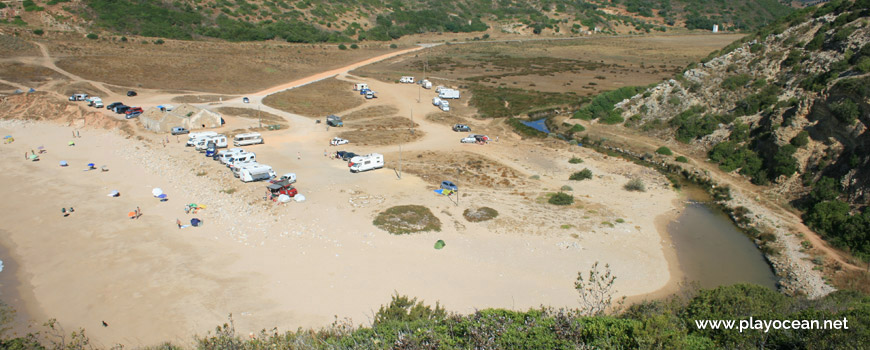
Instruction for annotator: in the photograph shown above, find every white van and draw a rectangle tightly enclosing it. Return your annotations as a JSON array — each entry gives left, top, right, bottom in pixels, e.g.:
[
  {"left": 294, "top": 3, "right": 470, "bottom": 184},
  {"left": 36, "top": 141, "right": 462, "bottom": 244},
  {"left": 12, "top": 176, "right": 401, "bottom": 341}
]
[
  {"left": 440, "top": 100, "right": 450, "bottom": 112},
  {"left": 217, "top": 148, "right": 245, "bottom": 163},
  {"left": 233, "top": 132, "right": 263, "bottom": 146},
  {"left": 400, "top": 76, "right": 415, "bottom": 83},
  {"left": 349, "top": 153, "right": 384, "bottom": 173},
  {"left": 226, "top": 152, "right": 256, "bottom": 168},
  {"left": 421, "top": 80, "right": 433, "bottom": 89},
  {"left": 187, "top": 131, "right": 218, "bottom": 146},
  {"left": 438, "top": 89, "right": 460, "bottom": 99},
  {"left": 239, "top": 164, "right": 276, "bottom": 183}
]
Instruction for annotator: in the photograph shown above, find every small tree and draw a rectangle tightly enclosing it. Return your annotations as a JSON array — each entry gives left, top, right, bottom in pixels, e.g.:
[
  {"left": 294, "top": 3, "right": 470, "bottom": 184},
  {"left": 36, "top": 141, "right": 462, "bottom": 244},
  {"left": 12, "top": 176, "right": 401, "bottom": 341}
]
[
  {"left": 32, "top": 29, "right": 44, "bottom": 35},
  {"left": 86, "top": 33, "right": 98, "bottom": 40},
  {"left": 390, "top": 43, "right": 398, "bottom": 49},
  {"left": 575, "top": 261, "right": 623, "bottom": 316},
  {"left": 338, "top": 44, "right": 348, "bottom": 50},
  {"left": 350, "top": 43, "right": 359, "bottom": 49},
  {"left": 675, "top": 156, "right": 688, "bottom": 163}
]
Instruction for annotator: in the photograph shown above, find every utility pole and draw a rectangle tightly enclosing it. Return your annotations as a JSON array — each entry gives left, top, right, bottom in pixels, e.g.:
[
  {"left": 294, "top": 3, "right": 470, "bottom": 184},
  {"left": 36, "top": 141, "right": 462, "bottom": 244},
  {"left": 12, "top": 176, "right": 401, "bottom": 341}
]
[
  {"left": 258, "top": 105, "right": 262, "bottom": 129},
  {"left": 398, "top": 145, "right": 402, "bottom": 179}
]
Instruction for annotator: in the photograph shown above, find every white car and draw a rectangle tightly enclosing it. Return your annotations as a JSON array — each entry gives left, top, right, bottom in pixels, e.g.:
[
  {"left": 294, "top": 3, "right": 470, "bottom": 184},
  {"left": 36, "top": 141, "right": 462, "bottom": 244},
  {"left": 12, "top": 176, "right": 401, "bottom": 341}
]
[{"left": 330, "top": 137, "right": 349, "bottom": 146}]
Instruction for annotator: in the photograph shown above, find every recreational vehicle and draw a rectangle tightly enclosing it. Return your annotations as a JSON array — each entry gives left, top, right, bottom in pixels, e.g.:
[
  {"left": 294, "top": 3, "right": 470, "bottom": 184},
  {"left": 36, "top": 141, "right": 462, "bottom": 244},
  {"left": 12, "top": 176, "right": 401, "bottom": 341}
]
[
  {"left": 438, "top": 89, "right": 460, "bottom": 99},
  {"left": 353, "top": 83, "right": 368, "bottom": 91},
  {"left": 440, "top": 100, "right": 450, "bottom": 112},
  {"left": 226, "top": 152, "right": 256, "bottom": 168},
  {"left": 195, "top": 135, "right": 227, "bottom": 152},
  {"left": 216, "top": 148, "right": 245, "bottom": 163},
  {"left": 233, "top": 132, "right": 264, "bottom": 146},
  {"left": 232, "top": 162, "right": 260, "bottom": 177},
  {"left": 239, "top": 164, "right": 277, "bottom": 183},
  {"left": 400, "top": 76, "right": 415, "bottom": 83},
  {"left": 421, "top": 80, "right": 433, "bottom": 89},
  {"left": 349, "top": 153, "right": 384, "bottom": 173},
  {"left": 186, "top": 131, "right": 218, "bottom": 146}
]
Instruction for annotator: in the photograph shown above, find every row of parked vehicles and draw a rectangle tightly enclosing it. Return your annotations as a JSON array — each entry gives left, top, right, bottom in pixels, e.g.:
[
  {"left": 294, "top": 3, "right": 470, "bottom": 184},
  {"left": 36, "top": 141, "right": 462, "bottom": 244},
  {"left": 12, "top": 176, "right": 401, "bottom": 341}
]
[
  {"left": 186, "top": 131, "right": 279, "bottom": 183},
  {"left": 69, "top": 91, "right": 140, "bottom": 117}
]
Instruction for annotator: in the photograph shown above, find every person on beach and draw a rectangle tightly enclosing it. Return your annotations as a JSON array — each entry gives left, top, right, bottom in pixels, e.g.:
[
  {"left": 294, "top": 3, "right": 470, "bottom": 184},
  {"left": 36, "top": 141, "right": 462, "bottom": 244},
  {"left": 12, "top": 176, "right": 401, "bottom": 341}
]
[
  {"left": 176, "top": 219, "right": 182, "bottom": 229},
  {"left": 136, "top": 206, "right": 141, "bottom": 219},
  {"left": 72, "top": 131, "right": 76, "bottom": 138},
  {"left": 297, "top": 152, "right": 301, "bottom": 160},
  {"left": 77, "top": 130, "right": 80, "bottom": 138}
]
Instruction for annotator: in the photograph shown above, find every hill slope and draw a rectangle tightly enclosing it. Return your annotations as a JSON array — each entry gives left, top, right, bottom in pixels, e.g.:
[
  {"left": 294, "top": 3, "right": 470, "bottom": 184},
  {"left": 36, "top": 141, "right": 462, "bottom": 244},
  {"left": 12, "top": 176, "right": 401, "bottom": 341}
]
[
  {"left": 612, "top": 0, "right": 870, "bottom": 261},
  {"left": 4, "top": 0, "right": 795, "bottom": 42}
]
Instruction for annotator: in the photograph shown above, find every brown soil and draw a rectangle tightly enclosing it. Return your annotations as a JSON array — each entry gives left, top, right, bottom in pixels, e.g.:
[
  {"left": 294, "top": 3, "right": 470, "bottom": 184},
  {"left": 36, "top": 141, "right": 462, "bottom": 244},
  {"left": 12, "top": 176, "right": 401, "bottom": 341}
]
[
  {"left": 42, "top": 33, "right": 395, "bottom": 94},
  {"left": 216, "top": 107, "right": 288, "bottom": 130},
  {"left": 425, "top": 112, "right": 469, "bottom": 126},
  {"left": 0, "top": 62, "right": 64, "bottom": 87},
  {"left": 173, "top": 95, "right": 239, "bottom": 104},
  {"left": 53, "top": 81, "right": 103, "bottom": 97},
  {"left": 348, "top": 116, "right": 417, "bottom": 130},
  {"left": 338, "top": 128, "right": 424, "bottom": 146},
  {"left": 384, "top": 151, "right": 528, "bottom": 189},
  {"left": 341, "top": 105, "right": 399, "bottom": 120},
  {"left": 0, "top": 92, "right": 120, "bottom": 129},
  {"left": 262, "top": 78, "right": 362, "bottom": 117},
  {"left": 0, "top": 34, "right": 39, "bottom": 57}
]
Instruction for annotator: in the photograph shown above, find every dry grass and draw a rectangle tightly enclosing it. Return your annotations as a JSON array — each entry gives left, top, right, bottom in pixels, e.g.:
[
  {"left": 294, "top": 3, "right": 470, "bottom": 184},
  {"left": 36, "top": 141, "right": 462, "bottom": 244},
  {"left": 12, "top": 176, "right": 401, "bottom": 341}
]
[
  {"left": 338, "top": 128, "right": 423, "bottom": 146},
  {"left": 262, "top": 78, "right": 362, "bottom": 117},
  {"left": 348, "top": 116, "right": 417, "bottom": 130},
  {"left": 216, "top": 107, "right": 285, "bottom": 124},
  {"left": 341, "top": 105, "right": 399, "bottom": 120},
  {"left": 463, "top": 207, "right": 499, "bottom": 222},
  {"left": 172, "top": 95, "right": 238, "bottom": 104},
  {"left": 373, "top": 205, "right": 442, "bottom": 235},
  {"left": 425, "top": 112, "right": 469, "bottom": 126},
  {"left": 44, "top": 32, "right": 395, "bottom": 94},
  {"left": 0, "top": 62, "right": 64, "bottom": 86},
  {"left": 385, "top": 151, "right": 527, "bottom": 189},
  {"left": 54, "top": 82, "right": 103, "bottom": 97},
  {"left": 0, "top": 34, "right": 39, "bottom": 57}
]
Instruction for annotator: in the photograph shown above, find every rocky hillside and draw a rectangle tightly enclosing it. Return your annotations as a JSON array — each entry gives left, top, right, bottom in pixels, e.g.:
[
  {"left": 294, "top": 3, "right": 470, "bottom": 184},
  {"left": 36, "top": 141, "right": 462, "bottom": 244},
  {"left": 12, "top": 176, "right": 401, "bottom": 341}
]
[
  {"left": 1, "top": 0, "right": 795, "bottom": 42},
  {"left": 614, "top": 0, "right": 870, "bottom": 261}
]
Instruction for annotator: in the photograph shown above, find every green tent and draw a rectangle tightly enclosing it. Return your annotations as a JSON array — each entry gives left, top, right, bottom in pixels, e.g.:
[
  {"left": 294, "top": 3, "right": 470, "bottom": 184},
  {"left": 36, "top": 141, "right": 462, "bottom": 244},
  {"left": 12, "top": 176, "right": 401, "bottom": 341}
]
[{"left": 434, "top": 240, "right": 446, "bottom": 250}]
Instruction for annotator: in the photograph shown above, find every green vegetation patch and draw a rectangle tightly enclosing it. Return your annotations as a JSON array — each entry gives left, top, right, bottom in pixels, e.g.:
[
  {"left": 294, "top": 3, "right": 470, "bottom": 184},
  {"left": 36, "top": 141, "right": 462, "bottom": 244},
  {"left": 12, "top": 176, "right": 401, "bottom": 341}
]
[
  {"left": 470, "top": 84, "right": 577, "bottom": 118},
  {"left": 373, "top": 205, "right": 442, "bottom": 235},
  {"left": 569, "top": 168, "right": 593, "bottom": 181},
  {"left": 573, "top": 86, "right": 646, "bottom": 123},
  {"left": 548, "top": 192, "right": 574, "bottom": 205},
  {"left": 463, "top": 207, "right": 499, "bottom": 223}
]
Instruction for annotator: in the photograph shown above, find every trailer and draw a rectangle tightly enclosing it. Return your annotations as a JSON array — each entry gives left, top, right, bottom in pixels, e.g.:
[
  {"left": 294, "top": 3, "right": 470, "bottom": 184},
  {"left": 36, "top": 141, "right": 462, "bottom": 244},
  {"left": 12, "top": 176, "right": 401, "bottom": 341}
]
[
  {"left": 438, "top": 89, "right": 460, "bottom": 99},
  {"left": 233, "top": 132, "right": 263, "bottom": 146},
  {"left": 400, "top": 76, "right": 415, "bottom": 83},
  {"left": 421, "top": 80, "right": 433, "bottom": 89},
  {"left": 240, "top": 164, "right": 277, "bottom": 183},
  {"left": 353, "top": 83, "right": 369, "bottom": 91}
]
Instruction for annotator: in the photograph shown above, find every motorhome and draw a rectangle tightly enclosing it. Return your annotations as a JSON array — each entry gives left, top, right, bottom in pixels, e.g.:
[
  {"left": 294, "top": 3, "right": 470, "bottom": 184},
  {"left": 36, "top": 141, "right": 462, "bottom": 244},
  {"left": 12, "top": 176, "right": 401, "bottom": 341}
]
[
  {"left": 205, "top": 137, "right": 228, "bottom": 157},
  {"left": 195, "top": 135, "right": 227, "bottom": 152},
  {"left": 421, "top": 80, "right": 433, "bottom": 89},
  {"left": 231, "top": 162, "right": 259, "bottom": 177},
  {"left": 217, "top": 148, "right": 245, "bottom": 163},
  {"left": 438, "top": 89, "right": 460, "bottom": 99},
  {"left": 349, "top": 153, "right": 384, "bottom": 173},
  {"left": 353, "top": 83, "right": 368, "bottom": 91},
  {"left": 400, "top": 76, "right": 415, "bottom": 83},
  {"left": 239, "top": 164, "right": 276, "bottom": 183},
  {"left": 233, "top": 132, "right": 263, "bottom": 146},
  {"left": 432, "top": 97, "right": 442, "bottom": 106},
  {"left": 186, "top": 131, "right": 218, "bottom": 146},
  {"left": 226, "top": 152, "right": 256, "bottom": 168}
]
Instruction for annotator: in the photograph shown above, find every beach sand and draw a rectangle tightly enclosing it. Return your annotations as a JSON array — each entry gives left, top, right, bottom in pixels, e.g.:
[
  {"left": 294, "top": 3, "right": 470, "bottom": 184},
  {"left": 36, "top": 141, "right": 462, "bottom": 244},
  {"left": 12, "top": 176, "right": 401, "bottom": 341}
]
[{"left": 0, "top": 91, "right": 682, "bottom": 347}]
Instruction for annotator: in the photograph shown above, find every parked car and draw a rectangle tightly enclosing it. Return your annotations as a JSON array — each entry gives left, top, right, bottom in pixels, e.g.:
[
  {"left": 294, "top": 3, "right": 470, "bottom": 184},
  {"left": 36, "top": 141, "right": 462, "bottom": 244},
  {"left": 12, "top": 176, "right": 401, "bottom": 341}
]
[
  {"left": 114, "top": 105, "right": 130, "bottom": 114},
  {"left": 460, "top": 135, "right": 478, "bottom": 143},
  {"left": 127, "top": 90, "right": 137, "bottom": 97},
  {"left": 242, "top": 97, "right": 250, "bottom": 103},
  {"left": 106, "top": 102, "right": 123, "bottom": 111},
  {"left": 171, "top": 127, "right": 189, "bottom": 135},
  {"left": 267, "top": 181, "right": 298, "bottom": 198},
  {"left": 125, "top": 107, "right": 143, "bottom": 115},
  {"left": 441, "top": 181, "right": 458, "bottom": 191},
  {"left": 270, "top": 173, "right": 297, "bottom": 184},
  {"left": 330, "top": 137, "right": 349, "bottom": 146},
  {"left": 125, "top": 111, "right": 141, "bottom": 119},
  {"left": 452, "top": 124, "right": 471, "bottom": 132},
  {"left": 340, "top": 152, "right": 358, "bottom": 161}
]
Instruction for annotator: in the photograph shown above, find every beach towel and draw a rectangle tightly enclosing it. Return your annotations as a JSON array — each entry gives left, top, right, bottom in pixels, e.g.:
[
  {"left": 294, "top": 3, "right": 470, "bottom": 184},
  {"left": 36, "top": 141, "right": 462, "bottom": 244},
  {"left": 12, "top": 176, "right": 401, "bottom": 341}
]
[{"left": 191, "top": 218, "right": 202, "bottom": 227}]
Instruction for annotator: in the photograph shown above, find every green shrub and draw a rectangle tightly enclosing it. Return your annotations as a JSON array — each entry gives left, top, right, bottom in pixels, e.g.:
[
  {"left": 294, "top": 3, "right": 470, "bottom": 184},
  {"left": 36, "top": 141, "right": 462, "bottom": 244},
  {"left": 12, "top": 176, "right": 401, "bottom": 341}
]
[
  {"left": 569, "top": 124, "right": 586, "bottom": 133},
  {"left": 338, "top": 44, "right": 347, "bottom": 50},
  {"left": 32, "top": 29, "right": 44, "bottom": 35},
  {"left": 675, "top": 156, "right": 688, "bottom": 163},
  {"left": 350, "top": 43, "right": 359, "bottom": 49},
  {"left": 570, "top": 168, "right": 593, "bottom": 181},
  {"left": 154, "top": 39, "right": 164, "bottom": 44},
  {"left": 549, "top": 192, "right": 574, "bottom": 205},
  {"left": 373, "top": 205, "right": 441, "bottom": 234},
  {"left": 86, "top": 33, "right": 99, "bottom": 40},
  {"left": 655, "top": 146, "right": 673, "bottom": 155},
  {"left": 624, "top": 178, "right": 646, "bottom": 192},
  {"left": 830, "top": 99, "right": 859, "bottom": 124},
  {"left": 790, "top": 131, "right": 810, "bottom": 147},
  {"left": 390, "top": 43, "right": 398, "bottom": 48},
  {"left": 720, "top": 74, "right": 752, "bottom": 90},
  {"left": 568, "top": 157, "right": 584, "bottom": 164},
  {"left": 561, "top": 185, "right": 573, "bottom": 191}
]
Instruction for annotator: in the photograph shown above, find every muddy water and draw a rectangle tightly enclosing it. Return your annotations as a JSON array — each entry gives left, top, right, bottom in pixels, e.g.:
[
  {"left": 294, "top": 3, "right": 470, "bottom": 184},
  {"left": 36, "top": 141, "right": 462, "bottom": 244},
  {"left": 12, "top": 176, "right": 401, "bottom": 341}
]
[{"left": 669, "top": 199, "right": 778, "bottom": 290}]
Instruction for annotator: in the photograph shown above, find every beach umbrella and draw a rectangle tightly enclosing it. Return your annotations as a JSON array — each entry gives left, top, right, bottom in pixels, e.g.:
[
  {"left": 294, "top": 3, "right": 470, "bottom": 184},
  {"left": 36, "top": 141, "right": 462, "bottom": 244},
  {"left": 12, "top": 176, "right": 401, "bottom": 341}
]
[
  {"left": 294, "top": 194, "right": 306, "bottom": 202},
  {"left": 127, "top": 211, "right": 136, "bottom": 218},
  {"left": 191, "top": 218, "right": 202, "bottom": 227},
  {"left": 59, "top": 161, "right": 68, "bottom": 167},
  {"left": 157, "top": 194, "right": 167, "bottom": 199},
  {"left": 434, "top": 240, "right": 446, "bottom": 250},
  {"left": 87, "top": 163, "right": 95, "bottom": 168},
  {"left": 68, "top": 141, "right": 75, "bottom": 146},
  {"left": 189, "top": 203, "right": 198, "bottom": 208},
  {"left": 152, "top": 188, "right": 163, "bottom": 197},
  {"left": 278, "top": 194, "right": 291, "bottom": 203}
]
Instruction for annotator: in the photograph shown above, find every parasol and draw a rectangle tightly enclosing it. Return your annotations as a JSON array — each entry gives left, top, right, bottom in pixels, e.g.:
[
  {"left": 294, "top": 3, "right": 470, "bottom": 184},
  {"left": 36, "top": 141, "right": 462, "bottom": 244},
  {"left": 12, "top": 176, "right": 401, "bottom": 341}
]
[{"left": 152, "top": 188, "right": 163, "bottom": 197}]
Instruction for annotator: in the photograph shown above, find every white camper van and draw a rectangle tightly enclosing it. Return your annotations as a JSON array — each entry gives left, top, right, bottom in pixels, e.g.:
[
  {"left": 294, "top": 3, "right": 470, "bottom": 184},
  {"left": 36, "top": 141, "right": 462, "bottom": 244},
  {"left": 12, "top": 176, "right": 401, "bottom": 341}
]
[
  {"left": 438, "top": 89, "right": 460, "bottom": 99},
  {"left": 196, "top": 135, "right": 227, "bottom": 151},
  {"left": 187, "top": 131, "right": 218, "bottom": 146},
  {"left": 231, "top": 161, "right": 259, "bottom": 177},
  {"left": 217, "top": 148, "right": 246, "bottom": 163},
  {"left": 432, "top": 97, "right": 442, "bottom": 106},
  {"left": 421, "top": 80, "right": 433, "bottom": 89},
  {"left": 400, "top": 76, "right": 415, "bottom": 83},
  {"left": 349, "top": 153, "right": 384, "bottom": 173},
  {"left": 353, "top": 83, "right": 369, "bottom": 91},
  {"left": 233, "top": 132, "right": 263, "bottom": 146},
  {"left": 239, "top": 164, "right": 277, "bottom": 183},
  {"left": 440, "top": 100, "right": 450, "bottom": 112},
  {"left": 226, "top": 152, "right": 256, "bottom": 168}
]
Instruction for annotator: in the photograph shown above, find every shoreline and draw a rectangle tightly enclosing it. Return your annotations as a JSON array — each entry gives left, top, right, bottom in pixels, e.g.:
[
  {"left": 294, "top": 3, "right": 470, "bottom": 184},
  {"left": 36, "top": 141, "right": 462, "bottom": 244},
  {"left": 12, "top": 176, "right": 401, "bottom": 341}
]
[
  {"left": 0, "top": 233, "right": 44, "bottom": 338},
  {"left": 625, "top": 197, "right": 686, "bottom": 304}
]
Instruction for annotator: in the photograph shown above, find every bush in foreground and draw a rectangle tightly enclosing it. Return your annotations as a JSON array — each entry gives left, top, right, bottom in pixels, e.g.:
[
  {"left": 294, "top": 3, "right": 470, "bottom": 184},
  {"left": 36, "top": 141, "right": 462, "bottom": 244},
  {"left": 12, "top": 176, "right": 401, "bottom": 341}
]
[
  {"left": 624, "top": 178, "right": 646, "bottom": 192},
  {"left": 656, "top": 146, "right": 673, "bottom": 155},
  {"left": 549, "top": 192, "right": 574, "bottom": 205},
  {"left": 373, "top": 205, "right": 441, "bottom": 234},
  {"left": 569, "top": 168, "right": 593, "bottom": 181}
]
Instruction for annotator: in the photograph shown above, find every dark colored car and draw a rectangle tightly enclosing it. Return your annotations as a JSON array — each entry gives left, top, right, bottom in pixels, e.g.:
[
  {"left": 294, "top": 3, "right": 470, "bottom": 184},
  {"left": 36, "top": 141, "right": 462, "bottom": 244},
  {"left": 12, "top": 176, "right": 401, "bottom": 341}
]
[
  {"left": 106, "top": 102, "right": 123, "bottom": 111},
  {"left": 340, "top": 152, "right": 358, "bottom": 161},
  {"left": 453, "top": 124, "right": 471, "bottom": 132},
  {"left": 114, "top": 105, "right": 130, "bottom": 114},
  {"left": 127, "top": 90, "right": 137, "bottom": 97}
]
